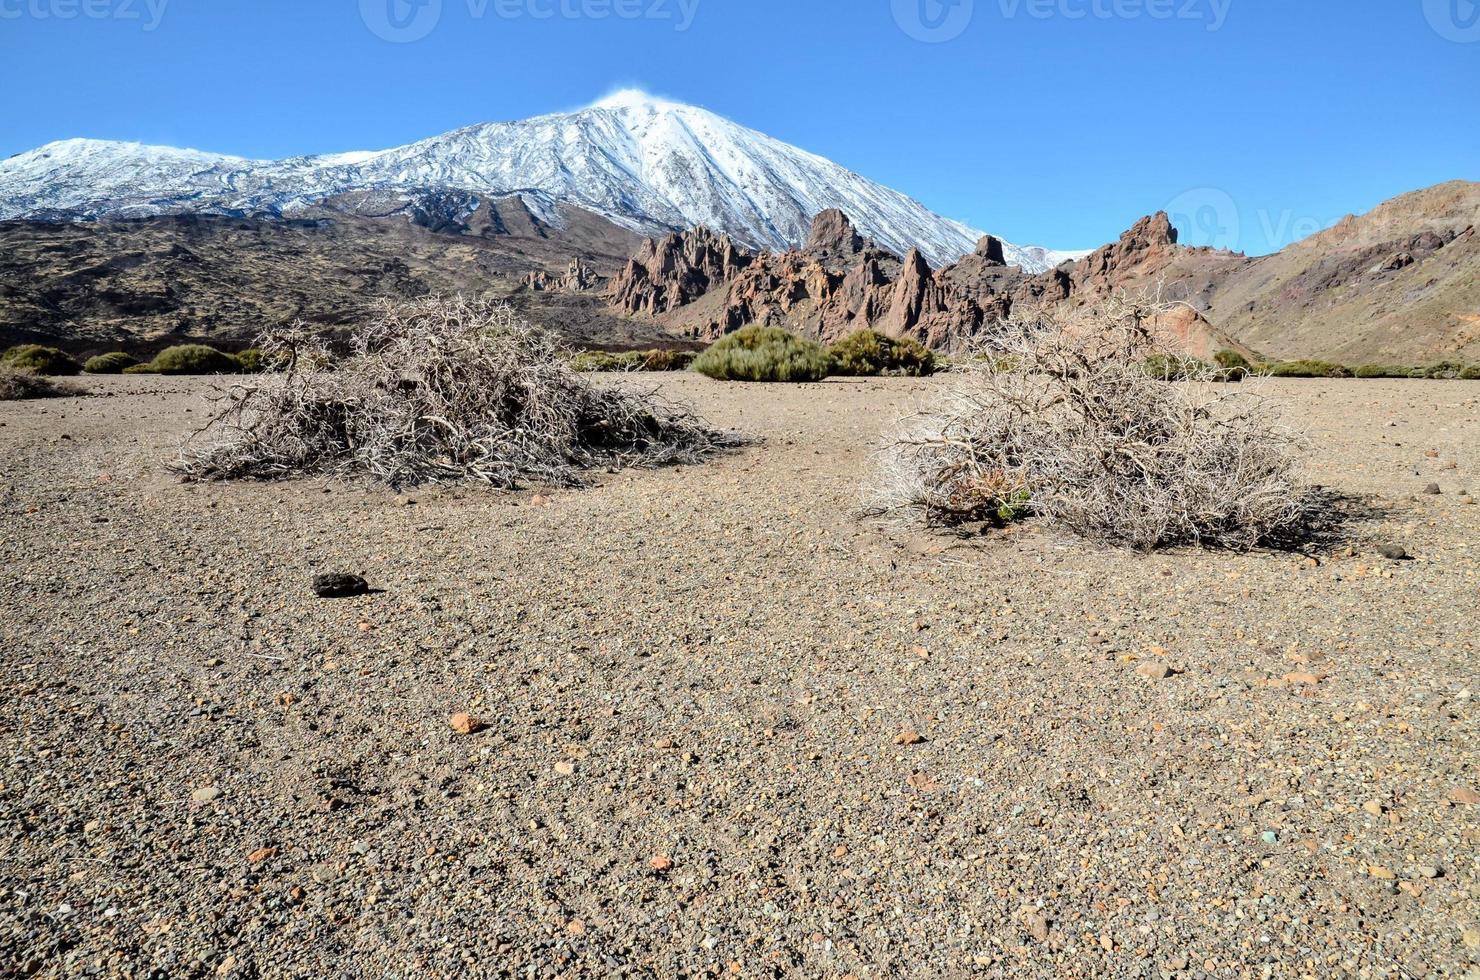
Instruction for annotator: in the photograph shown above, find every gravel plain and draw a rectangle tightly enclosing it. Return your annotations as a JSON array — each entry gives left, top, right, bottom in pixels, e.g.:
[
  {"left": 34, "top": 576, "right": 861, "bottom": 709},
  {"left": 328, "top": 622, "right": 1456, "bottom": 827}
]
[{"left": 2, "top": 375, "right": 1478, "bottom": 979}]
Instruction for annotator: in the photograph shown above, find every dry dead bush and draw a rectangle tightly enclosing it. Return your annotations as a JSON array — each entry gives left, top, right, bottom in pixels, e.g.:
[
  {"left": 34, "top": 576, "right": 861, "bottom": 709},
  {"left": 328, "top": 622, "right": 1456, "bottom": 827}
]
[
  {"left": 869, "top": 298, "right": 1317, "bottom": 551},
  {"left": 0, "top": 366, "right": 80, "bottom": 400},
  {"left": 178, "top": 296, "right": 728, "bottom": 488}
]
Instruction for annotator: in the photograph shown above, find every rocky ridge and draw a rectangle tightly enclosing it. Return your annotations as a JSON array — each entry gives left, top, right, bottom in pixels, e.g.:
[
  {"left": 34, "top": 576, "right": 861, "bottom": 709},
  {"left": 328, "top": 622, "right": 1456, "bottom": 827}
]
[{"left": 608, "top": 209, "right": 1240, "bottom": 355}]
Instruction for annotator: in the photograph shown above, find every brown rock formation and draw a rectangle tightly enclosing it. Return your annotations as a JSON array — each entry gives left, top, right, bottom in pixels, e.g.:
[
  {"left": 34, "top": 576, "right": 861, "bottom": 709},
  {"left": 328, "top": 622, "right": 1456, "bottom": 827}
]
[
  {"left": 607, "top": 227, "right": 753, "bottom": 318},
  {"left": 607, "top": 182, "right": 1480, "bottom": 362},
  {"left": 525, "top": 258, "right": 599, "bottom": 293}
]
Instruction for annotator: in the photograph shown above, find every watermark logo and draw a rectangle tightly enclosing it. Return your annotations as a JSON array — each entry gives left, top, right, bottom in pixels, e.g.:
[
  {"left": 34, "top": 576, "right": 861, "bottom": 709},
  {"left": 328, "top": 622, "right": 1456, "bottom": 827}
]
[
  {"left": 1165, "top": 187, "right": 1340, "bottom": 253},
  {"left": 1165, "top": 187, "right": 1240, "bottom": 252},
  {"left": 1423, "top": 0, "right": 1480, "bottom": 42},
  {"left": 891, "top": 0, "right": 975, "bottom": 42},
  {"left": 361, "top": 0, "right": 700, "bottom": 41},
  {"left": 0, "top": 0, "right": 170, "bottom": 31},
  {"left": 360, "top": 0, "right": 442, "bottom": 42}
]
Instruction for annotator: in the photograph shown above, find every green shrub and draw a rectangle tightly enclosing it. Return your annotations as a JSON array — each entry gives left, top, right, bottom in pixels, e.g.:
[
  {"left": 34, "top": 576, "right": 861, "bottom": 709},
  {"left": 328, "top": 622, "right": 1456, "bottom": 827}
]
[
  {"left": 83, "top": 352, "right": 138, "bottom": 374},
  {"left": 1353, "top": 364, "right": 1407, "bottom": 379},
  {"left": 122, "top": 362, "right": 156, "bottom": 375},
  {"left": 145, "top": 345, "right": 242, "bottom": 376},
  {"left": 1, "top": 345, "right": 81, "bottom": 376},
  {"left": 1461, "top": 365, "right": 1480, "bottom": 381},
  {"left": 827, "top": 330, "right": 937, "bottom": 377},
  {"left": 235, "top": 348, "right": 265, "bottom": 373},
  {"left": 692, "top": 326, "right": 832, "bottom": 382},
  {"left": 1262, "top": 359, "right": 1353, "bottom": 379},
  {"left": 1420, "top": 361, "right": 1467, "bottom": 380},
  {"left": 1213, "top": 349, "right": 1253, "bottom": 380},
  {"left": 1143, "top": 354, "right": 1216, "bottom": 381},
  {"left": 569, "top": 349, "right": 697, "bottom": 373},
  {"left": 640, "top": 349, "right": 697, "bottom": 372},
  {"left": 570, "top": 350, "right": 644, "bottom": 372}
]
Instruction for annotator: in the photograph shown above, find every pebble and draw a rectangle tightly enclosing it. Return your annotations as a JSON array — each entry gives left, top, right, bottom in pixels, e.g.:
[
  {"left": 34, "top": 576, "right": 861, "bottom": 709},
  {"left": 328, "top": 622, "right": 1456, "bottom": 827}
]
[
  {"left": 190, "top": 786, "right": 221, "bottom": 804},
  {"left": 448, "top": 713, "right": 484, "bottom": 735},
  {"left": 1377, "top": 544, "right": 1409, "bottom": 560},
  {"left": 1136, "top": 662, "right": 1174, "bottom": 680},
  {"left": 311, "top": 573, "right": 370, "bottom": 599},
  {"left": 892, "top": 730, "right": 925, "bottom": 746}
]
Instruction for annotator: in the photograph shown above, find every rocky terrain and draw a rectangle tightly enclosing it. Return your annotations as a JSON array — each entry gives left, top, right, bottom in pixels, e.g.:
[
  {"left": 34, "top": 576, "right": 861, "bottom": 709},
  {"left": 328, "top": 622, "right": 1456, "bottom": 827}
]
[
  {"left": 607, "top": 210, "right": 1245, "bottom": 355},
  {"left": 3, "top": 179, "right": 1476, "bottom": 364},
  {"left": 0, "top": 197, "right": 677, "bottom": 355},
  {"left": 606, "top": 182, "right": 1480, "bottom": 363},
  {"left": 2, "top": 374, "right": 1478, "bottom": 977}
]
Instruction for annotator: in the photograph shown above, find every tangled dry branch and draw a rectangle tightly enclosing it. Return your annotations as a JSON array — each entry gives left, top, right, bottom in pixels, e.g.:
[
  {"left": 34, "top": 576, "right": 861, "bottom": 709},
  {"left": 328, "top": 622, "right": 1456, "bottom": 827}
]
[
  {"left": 177, "top": 296, "right": 729, "bottom": 489},
  {"left": 869, "top": 298, "right": 1319, "bottom": 551},
  {"left": 0, "top": 367, "right": 80, "bottom": 401}
]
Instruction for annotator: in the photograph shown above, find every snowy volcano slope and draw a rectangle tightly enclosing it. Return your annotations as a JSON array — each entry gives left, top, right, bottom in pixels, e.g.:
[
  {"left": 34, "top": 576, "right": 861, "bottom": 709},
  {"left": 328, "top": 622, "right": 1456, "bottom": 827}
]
[{"left": 0, "top": 90, "right": 1083, "bottom": 271}]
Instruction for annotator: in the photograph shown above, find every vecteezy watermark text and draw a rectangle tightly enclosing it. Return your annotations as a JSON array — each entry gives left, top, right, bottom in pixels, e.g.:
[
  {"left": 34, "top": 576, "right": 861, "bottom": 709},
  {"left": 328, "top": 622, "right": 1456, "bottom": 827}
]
[
  {"left": 997, "top": 0, "right": 1232, "bottom": 30},
  {"left": 0, "top": 0, "right": 168, "bottom": 30},
  {"left": 893, "top": 0, "right": 1230, "bottom": 42},
  {"left": 361, "top": 0, "right": 699, "bottom": 43}
]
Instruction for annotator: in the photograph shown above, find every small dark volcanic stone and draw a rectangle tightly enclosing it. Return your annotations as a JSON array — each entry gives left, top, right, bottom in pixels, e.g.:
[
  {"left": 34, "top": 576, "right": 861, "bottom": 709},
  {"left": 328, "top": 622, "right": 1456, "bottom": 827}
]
[
  {"left": 1423, "top": 483, "right": 1441, "bottom": 495},
  {"left": 313, "top": 573, "right": 370, "bottom": 599},
  {"left": 1377, "top": 545, "right": 1410, "bottom": 561}
]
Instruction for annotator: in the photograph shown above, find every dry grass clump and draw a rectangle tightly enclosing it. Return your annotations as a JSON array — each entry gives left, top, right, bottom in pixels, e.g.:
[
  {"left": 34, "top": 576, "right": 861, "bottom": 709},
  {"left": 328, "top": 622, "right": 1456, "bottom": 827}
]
[
  {"left": 0, "top": 366, "right": 81, "bottom": 400},
  {"left": 178, "top": 296, "right": 729, "bottom": 489},
  {"left": 868, "top": 298, "right": 1317, "bottom": 551}
]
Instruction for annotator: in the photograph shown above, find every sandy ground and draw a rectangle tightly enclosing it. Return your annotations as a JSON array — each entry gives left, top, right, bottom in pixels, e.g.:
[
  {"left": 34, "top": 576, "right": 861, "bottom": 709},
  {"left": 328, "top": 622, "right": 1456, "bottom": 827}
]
[{"left": 1, "top": 375, "right": 1477, "bottom": 979}]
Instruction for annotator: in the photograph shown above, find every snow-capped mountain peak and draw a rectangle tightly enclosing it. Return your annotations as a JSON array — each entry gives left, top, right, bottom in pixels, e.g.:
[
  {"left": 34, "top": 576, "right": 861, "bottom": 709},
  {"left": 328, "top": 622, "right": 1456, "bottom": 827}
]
[{"left": 0, "top": 93, "right": 1083, "bottom": 271}]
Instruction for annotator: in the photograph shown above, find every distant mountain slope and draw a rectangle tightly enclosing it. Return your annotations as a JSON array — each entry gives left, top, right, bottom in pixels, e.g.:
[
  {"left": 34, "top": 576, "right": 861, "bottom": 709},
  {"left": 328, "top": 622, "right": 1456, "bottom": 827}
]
[
  {"left": 0, "top": 90, "right": 1082, "bottom": 272},
  {"left": 1067, "top": 181, "right": 1480, "bottom": 363},
  {"left": 0, "top": 197, "right": 675, "bottom": 353},
  {"left": 1201, "top": 181, "right": 1480, "bottom": 362},
  {"left": 602, "top": 181, "right": 1480, "bottom": 364}
]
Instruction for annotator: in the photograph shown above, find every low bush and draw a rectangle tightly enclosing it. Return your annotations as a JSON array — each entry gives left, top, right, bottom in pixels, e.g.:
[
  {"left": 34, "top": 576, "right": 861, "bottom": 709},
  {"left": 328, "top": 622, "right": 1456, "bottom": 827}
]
[
  {"left": 1418, "top": 361, "right": 1468, "bottom": 380},
  {"left": 1262, "top": 359, "right": 1353, "bottom": 379},
  {"left": 1353, "top": 364, "right": 1408, "bottom": 379},
  {"left": 828, "top": 330, "right": 936, "bottom": 377},
  {"left": 1214, "top": 349, "right": 1254, "bottom": 380},
  {"left": 122, "top": 362, "right": 157, "bottom": 375},
  {"left": 692, "top": 326, "right": 832, "bottom": 382},
  {"left": 178, "top": 296, "right": 729, "bottom": 488},
  {"left": 83, "top": 352, "right": 138, "bottom": 374},
  {"left": 568, "top": 349, "right": 696, "bottom": 373},
  {"left": 0, "top": 366, "right": 81, "bottom": 400},
  {"left": 869, "top": 299, "right": 1316, "bottom": 551},
  {"left": 1143, "top": 354, "right": 1217, "bottom": 381},
  {"left": 146, "top": 345, "right": 242, "bottom": 375},
  {"left": 1461, "top": 365, "right": 1480, "bottom": 380},
  {"left": 641, "top": 349, "right": 697, "bottom": 372},
  {"left": 2, "top": 345, "right": 81, "bottom": 376},
  {"left": 235, "top": 348, "right": 265, "bottom": 373}
]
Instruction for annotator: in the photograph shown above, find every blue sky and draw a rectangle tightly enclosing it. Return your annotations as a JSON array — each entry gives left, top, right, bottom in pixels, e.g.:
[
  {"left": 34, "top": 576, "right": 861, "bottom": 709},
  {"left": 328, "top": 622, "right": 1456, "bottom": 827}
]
[{"left": 1, "top": 0, "right": 1476, "bottom": 254}]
